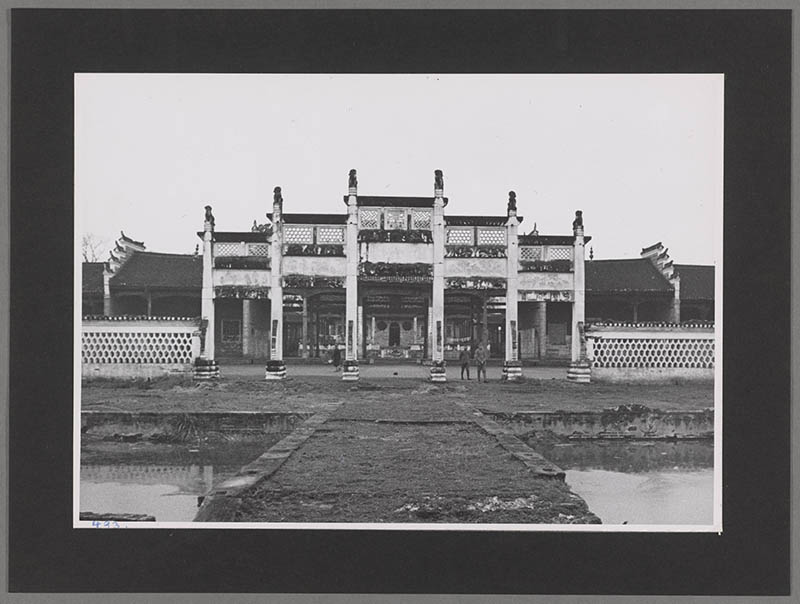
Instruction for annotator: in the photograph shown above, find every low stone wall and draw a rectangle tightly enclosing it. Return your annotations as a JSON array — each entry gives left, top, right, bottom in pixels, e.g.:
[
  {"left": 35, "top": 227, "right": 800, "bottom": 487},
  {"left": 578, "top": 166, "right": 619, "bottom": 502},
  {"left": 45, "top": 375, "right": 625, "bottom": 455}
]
[
  {"left": 81, "top": 317, "right": 201, "bottom": 379},
  {"left": 482, "top": 407, "right": 714, "bottom": 440},
  {"left": 81, "top": 411, "right": 314, "bottom": 440},
  {"left": 585, "top": 322, "right": 715, "bottom": 383}
]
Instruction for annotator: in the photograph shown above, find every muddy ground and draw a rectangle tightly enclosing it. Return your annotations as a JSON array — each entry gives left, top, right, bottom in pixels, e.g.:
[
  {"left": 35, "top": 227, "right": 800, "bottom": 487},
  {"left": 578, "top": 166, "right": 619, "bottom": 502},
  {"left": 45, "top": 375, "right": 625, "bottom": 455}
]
[
  {"left": 81, "top": 375, "right": 714, "bottom": 414},
  {"left": 82, "top": 374, "right": 712, "bottom": 524}
]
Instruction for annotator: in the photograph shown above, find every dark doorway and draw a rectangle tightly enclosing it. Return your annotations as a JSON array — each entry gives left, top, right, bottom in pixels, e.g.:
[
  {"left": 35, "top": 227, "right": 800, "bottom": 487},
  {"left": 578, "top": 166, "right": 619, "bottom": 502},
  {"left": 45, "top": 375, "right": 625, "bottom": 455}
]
[{"left": 388, "top": 322, "right": 401, "bottom": 346}]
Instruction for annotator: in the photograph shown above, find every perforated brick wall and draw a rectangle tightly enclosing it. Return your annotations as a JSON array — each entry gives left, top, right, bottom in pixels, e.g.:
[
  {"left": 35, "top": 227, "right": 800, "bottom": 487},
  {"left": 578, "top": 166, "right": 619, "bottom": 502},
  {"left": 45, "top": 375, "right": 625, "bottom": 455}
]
[
  {"left": 82, "top": 329, "right": 196, "bottom": 365},
  {"left": 590, "top": 336, "right": 714, "bottom": 369}
]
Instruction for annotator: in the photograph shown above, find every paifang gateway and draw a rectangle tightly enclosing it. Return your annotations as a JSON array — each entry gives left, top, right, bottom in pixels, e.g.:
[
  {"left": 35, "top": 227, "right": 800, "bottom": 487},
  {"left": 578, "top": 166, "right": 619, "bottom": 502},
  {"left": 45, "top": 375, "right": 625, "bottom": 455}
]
[{"left": 82, "top": 170, "right": 714, "bottom": 380}]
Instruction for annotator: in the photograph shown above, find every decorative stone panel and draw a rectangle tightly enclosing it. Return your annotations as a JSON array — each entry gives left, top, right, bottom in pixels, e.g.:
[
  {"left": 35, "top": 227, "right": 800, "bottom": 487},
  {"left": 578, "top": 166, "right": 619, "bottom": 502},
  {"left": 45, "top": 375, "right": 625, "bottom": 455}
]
[
  {"left": 519, "top": 246, "right": 543, "bottom": 261},
  {"left": 316, "top": 227, "right": 345, "bottom": 244},
  {"left": 385, "top": 209, "right": 407, "bottom": 230},
  {"left": 359, "top": 209, "right": 381, "bottom": 230},
  {"left": 477, "top": 228, "right": 506, "bottom": 246},
  {"left": 214, "top": 242, "right": 241, "bottom": 257},
  {"left": 247, "top": 243, "right": 270, "bottom": 256},
  {"left": 411, "top": 209, "right": 432, "bottom": 230},
  {"left": 446, "top": 228, "right": 474, "bottom": 245},
  {"left": 547, "top": 246, "right": 573, "bottom": 261},
  {"left": 284, "top": 225, "right": 314, "bottom": 244}
]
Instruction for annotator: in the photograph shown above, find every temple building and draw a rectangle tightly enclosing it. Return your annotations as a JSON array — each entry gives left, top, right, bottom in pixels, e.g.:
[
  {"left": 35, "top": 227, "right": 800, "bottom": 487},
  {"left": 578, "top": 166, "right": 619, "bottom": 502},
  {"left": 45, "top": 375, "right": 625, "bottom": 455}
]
[
  {"left": 189, "top": 169, "right": 591, "bottom": 380},
  {"left": 82, "top": 169, "right": 714, "bottom": 381}
]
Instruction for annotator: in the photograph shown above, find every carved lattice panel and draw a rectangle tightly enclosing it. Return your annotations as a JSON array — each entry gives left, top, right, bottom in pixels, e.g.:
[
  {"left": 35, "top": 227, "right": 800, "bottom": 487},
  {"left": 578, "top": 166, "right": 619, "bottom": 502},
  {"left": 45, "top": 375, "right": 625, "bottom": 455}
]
[
  {"left": 82, "top": 331, "right": 195, "bottom": 365},
  {"left": 591, "top": 337, "right": 715, "bottom": 369},
  {"left": 519, "top": 246, "right": 543, "bottom": 261},
  {"left": 477, "top": 228, "right": 506, "bottom": 246},
  {"left": 446, "top": 228, "right": 474, "bottom": 245},
  {"left": 411, "top": 209, "right": 432, "bottom": 230},
  {"left": 359, "top": 209, "right": 380, "bottom": 229},
  {"left": 247, "top": 243, "right": 270, "bottom": 256},
  {"left": 547, "top": 246, "right": 573, "bottom": 261},
  {"left": 214, "top": 242, "right": 241, "bottom": 256},
  {"left": 385, "top": 209, "right": 407, "bottom": 230},
  {"left": 317, "top": 227, "right": 345, "bottom": 244},
  {"left": 284, "top": 226, "right": 314, "bottom": 244}
]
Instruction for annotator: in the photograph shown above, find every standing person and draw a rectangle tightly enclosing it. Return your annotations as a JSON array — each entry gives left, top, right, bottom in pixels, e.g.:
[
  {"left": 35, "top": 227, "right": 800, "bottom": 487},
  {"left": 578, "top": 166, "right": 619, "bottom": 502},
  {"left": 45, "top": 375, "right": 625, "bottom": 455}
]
[
  {"left": 475, "top": 342, "right": 488, "bottom": 382},
  {"left": 332, "top": 344, "right": 342, "bottom": 371},
  {"left": 459, "top": 347, "right": 471, "bottom": 380}
]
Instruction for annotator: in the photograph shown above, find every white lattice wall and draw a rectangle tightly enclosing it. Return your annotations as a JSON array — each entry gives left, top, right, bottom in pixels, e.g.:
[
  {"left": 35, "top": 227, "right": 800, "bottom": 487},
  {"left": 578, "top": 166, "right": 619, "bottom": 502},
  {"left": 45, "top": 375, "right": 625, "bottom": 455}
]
[
  {"left": 586, "top": 325, "right": 715, "bottom": 373},
  {"left": 519, "top": 246, "right": 543, "bottom": 261},
  {"left": 547, "top": 246, "right": 573, "bottom": 261},
  {"left": 284, "top": 226, "right": 314, "bottom": 244},
  {"left": 446, "top": 228, "right": 474, "bottom": 245},
  {"left": 477, "top": 228, "right": 506, "bottom": 246},
  {"left": 359, "top": 209, "right": 380, "bottom": 229},
  {"left": 82, "top": 319, "right": 201, "bottom": 377}
]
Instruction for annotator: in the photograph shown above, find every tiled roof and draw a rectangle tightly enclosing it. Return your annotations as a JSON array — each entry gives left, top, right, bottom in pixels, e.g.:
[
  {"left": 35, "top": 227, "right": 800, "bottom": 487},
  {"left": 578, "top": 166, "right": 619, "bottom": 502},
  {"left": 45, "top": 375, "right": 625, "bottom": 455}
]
[
  {"left": 519, "top": 234, "right": 588, "bottom": 246},
  {"left": 675, "top": 264, "right": 715, "bottom": 300},
  {"left": 446, "top": 216, "right": 515, "bottom": 227},
  {"left": 110, "top": 252, "right": 202, "bottom": 290},
  {"left": 197, "top": 231, "right": 270, "bottom": 242},
  {"left": 272, "top": 213, "right": 347, "bottom": 225},
  {"left": 82, "top": 262, "right": 105, "bottom": 295},
  {"left": 349, "top": 196, "right": 448, "bottom": 208},
  {"left": 586, "top": 258, "right": 674, "bottom": 293}
]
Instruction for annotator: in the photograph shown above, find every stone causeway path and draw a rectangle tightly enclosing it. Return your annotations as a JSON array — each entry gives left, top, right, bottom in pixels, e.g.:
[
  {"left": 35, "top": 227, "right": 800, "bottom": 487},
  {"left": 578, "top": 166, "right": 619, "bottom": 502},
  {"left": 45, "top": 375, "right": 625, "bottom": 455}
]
[{"left": 195, "top": 385, "right": 600, "bottom": 524}]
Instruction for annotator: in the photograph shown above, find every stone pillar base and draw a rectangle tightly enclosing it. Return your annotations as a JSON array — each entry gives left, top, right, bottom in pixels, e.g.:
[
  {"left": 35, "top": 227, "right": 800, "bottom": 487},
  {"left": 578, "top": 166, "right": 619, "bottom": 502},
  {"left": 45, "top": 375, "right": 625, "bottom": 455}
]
[
  {"left": 193, "top": 358, "right": 220, "bottom": 381},
  {"left": 342, "top": 359, "right": 359, "bottom": 381},
  {"left": 502, "top": 360, "right": 523, "bottom": 382},
  {"left": 265, "top": 360, "right": 287, "bottom": 380},
  {"left": 567, "top": 360, "right": 592, "bottom": 383},
  {"left": 430, "top": 360, "right": 447, "bottom": 383}
]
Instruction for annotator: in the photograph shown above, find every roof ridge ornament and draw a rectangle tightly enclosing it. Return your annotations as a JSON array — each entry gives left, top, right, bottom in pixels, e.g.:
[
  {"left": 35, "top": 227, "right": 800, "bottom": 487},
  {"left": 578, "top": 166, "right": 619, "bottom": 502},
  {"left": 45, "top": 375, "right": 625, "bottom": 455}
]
[{"left": 434, "top": 169, "right": 444, "bottom": 194}]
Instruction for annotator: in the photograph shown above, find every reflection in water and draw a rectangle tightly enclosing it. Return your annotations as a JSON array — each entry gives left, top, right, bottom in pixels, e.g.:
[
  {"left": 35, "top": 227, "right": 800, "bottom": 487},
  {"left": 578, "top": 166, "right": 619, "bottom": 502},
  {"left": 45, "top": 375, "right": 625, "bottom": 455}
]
[
  {"left": 566, "top": 469, "right": 714, "bottom": 525},
  {"left": 80, "top": 440, "right": 275, "bottom": 522},
  {"left": 529, "top": 440, "right": 715, "bottom": 525}
]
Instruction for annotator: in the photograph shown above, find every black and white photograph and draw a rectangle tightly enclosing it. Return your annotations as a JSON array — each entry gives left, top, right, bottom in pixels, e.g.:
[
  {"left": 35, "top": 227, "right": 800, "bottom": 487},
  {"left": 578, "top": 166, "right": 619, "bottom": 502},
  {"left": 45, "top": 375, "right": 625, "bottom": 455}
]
[
  {"left": 8, "top": 8, "right": 791, "bottom": 597},
  {"left": 75, "top": 73, "right": 722, "bottom": 530}
]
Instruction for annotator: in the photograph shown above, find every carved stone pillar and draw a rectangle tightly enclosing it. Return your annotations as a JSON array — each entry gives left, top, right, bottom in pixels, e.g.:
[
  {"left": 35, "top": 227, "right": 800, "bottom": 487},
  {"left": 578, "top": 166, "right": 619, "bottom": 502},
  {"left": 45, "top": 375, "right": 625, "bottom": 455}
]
[
  {"left": 430, "top": 169, "right": 446, "bottom": 382},
  {"left": 503, "top": 191, "right": 522, "bottom": 381},
  {"left": 568, "top": 210, "right": 590, "bottom": 382},
  {"left": 342, "top": 169, "right": 360, "bottom": 381},
  {"left": 195, "top": 205, "right": 219, "bottom": 380},
  {"left": 266, "top": 188, "right": 286, "bottom": 379}
]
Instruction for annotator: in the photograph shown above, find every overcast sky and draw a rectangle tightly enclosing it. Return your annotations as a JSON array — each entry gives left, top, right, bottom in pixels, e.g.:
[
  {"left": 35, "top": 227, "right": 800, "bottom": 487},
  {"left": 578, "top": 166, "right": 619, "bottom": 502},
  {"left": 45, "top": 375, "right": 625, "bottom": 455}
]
[{"left": 75, "top": 73, "right": 722, "bottom": 264}]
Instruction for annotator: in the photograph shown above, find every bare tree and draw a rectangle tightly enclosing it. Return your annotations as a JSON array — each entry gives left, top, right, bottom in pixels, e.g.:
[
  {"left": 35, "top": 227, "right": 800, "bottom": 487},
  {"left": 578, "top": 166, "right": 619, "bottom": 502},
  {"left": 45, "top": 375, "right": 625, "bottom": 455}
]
[{"left": 81, "top": 233, "right": 108, "bottom": 263}]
